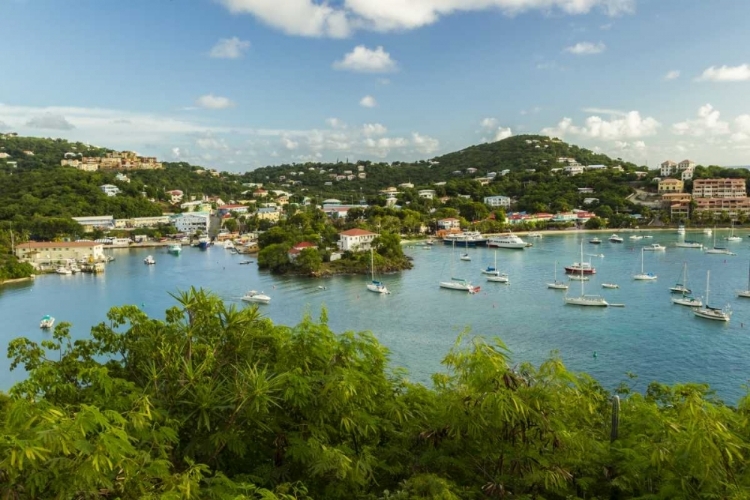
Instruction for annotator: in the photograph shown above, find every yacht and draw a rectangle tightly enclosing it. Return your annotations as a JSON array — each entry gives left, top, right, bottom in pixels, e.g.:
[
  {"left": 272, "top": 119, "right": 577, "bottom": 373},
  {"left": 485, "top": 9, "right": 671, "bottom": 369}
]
[
  {"left": 643, "top": 243, "right": 666, "bottom": 251},
  {"left": 672, "top": 295, "right": 703, "bottom": 307},
  {"left": 144, "top": 255, "right": 156, "bottom": 265},
  {"left": 589, "top": 237, "right": 602, "bottom": 245},
  {"left": 55, "top": 266, "right": 72, "bottom": 275},
  {"left": 726, "top": 222, "right": 742, "bottom": 242},
  {"left": 693, "top": 271, "right": 731, "bottom": 322},
  {"left": 366, "top": 248, "right": 390, "bottom": 294},
  {"left": 487, "top": 274, "right": 510, "bottom": 284},
  {"left": 40, "top": 315, "right": 55, "bottom": 329},
  {"left": 460, "top": 253, "right": 471, "bottom": 261},
  {"left": 737, "top": 261, "right": 750, "bottom": 298},
  {"left": 482, "top": 251, "right": 501, "bottom": 276},
  {"left": 670, "top": 264, "right": 692, "bottom": 294},
  {"left": 440, "top": 278, "right": 480, "bottom": 293},
  {"left": 223, "top": 240, "right": 235, "bottom": 249},
  {"left": 608, "top": 234, "right": 624, "bottom": 243},
  {"left": 564, "top": 261, "right": 596, "bottom": 275},
  {"left": 242, "top": 290, "right": 271, "bottom": 304},
  {"left": 487, "top": 233, "right": 527, "bottom": 249},
  {"left": 629, "top": 235, "right": 643, "bottom": 240},
  {"left": 167, "top": 244, "right": 182, "bottom": 254},
  {"left": 442, "top": 231, "right": 487, "bottom": 247}
]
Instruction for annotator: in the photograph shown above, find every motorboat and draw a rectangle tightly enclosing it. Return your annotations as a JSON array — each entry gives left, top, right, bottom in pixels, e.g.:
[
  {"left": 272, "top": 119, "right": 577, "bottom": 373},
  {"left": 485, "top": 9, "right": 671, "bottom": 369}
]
[
  {"left": 144, "top": 255, "right": 156, "bottom": 265},
  {"left": 643, "top": 235, "right": 653, "bottom": 239},
  {"left": 198, "top": 237, "right": 211, "bottom": 250},
  {"left": 589, "top": 237, "right": 602, "bottom": 245},
  {"left": 565, "top": 243, "right": 608, "bottom": 307},
  {"left": 601, "top": 283, "right": 619, "bottom": 289},
  {"left": 547, "top": 261, "right": 568, "bottom": 290},
  {"left": 528, "top": 232, "right": 543, "bottom": 238},
  {"left": 564, "top": 262, "right": 596, "bottom": 275},
  {"left": 569, "top": 274, "right": 590, "bottom": 281},
  {"left": 167, "top": 244, "right": 182, "bottom": 254},
  {"left": 633, "top": 248, "right": 657, "bottom": 280},
  {"left": 56, "top": 267, "right": 72, "bottom": 275},
  {"left": 40, "top": 315, "right": 55, "bottom": 329},
  {"left": 487, "top": 233, "right": 527, "bottom": 249},
  {"left": 608, "top": 234, "right": 623, "bottom": 243},
  {"left": 460, "top": 253, "right": 471, "bottom": 261},
  {"left": 242, "top": 290, "right": 271, "bottom": 304},
  {"left": 703, "top": 228, "right": 712, "bottom": 235},
  {"left": 693, "top": 271, "right": 730, "bottom": 322},
  {"left": 643, "top": 243, "right": 666, "bottom": 251},
  {"left": 629, "top": 235, "right": 643, "bottom": 240},
  {"left": 675, "top": 241, "right": 703, "bottom": 249}
]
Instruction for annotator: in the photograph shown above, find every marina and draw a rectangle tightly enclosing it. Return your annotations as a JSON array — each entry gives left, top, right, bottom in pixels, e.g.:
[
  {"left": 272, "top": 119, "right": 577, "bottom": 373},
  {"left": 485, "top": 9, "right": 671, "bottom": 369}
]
[{"left": 4, "top": 230, "right": 750, "bottom": 401}]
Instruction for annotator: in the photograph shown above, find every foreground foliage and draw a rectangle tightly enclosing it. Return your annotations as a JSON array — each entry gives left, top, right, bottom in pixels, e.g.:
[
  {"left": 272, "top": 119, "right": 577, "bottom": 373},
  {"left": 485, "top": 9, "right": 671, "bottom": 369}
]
[{"left": 2, "top": 289, "right": 750, "bottom": 498}]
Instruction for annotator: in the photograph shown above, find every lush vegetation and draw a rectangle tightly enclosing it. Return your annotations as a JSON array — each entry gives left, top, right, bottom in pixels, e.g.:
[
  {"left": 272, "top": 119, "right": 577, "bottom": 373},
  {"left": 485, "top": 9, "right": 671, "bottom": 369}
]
[
  {"left": 256, "top": 206, "right": 412, "bottom": 275},
  {"left": 3, "top": 289, "right": 750, "bottom": 498},
  {"left": 0, "top": 228, "right": 34, "bottom": 282}
]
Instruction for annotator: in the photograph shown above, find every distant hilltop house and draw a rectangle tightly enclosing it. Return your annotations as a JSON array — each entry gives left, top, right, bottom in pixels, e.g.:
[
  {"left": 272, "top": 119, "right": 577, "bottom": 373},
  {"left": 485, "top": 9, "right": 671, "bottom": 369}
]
[
  {"left": 660, "top": 159, "right": 695, "bottom": 180},
  {"left": 61, "top": 150, "right": 163, "bottom": 171},
  {"left": 167, "top": 190, "right": 184, "bottom": 204},
  {"left": 99, "top": 184, "right": 120, "bottom": 197}
]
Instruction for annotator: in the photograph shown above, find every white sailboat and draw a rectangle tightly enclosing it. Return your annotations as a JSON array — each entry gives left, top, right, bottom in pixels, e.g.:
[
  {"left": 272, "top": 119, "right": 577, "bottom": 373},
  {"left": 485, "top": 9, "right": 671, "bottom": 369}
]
[
  {"left": 670, "top": 263, "right": 692, "bottom": 294},
  {"left": 671, "top": 263, "right": 703, "bottom": 306},
  {"left": 547, "top": 261, "right": 568, "bottom": 290},
  {"left": 693, "top": 271, "right": 731, "bottom": 321},
  {"left": 726, "top": 221, "right": 742, "bottom": 242},
  {"left": 440, "top": 241, "right": 480, "bottom": 293},
  {"left": 564, "top": 243, "right": 608, "bottom": 307},
  {"left": 705, "top": 230, "right": 736, "bottom": 255},
  {"left": 633, "top": 247, "right": 657, "bottom": 280},
  {"left": 367, "top": 248, "right": 390, "bottom": 294},
  {"left": 481, "top": 251, "right": 501, "bottom": 276},
  {"left": 737, "top": 261, "right": 750, "bottom": 298}
]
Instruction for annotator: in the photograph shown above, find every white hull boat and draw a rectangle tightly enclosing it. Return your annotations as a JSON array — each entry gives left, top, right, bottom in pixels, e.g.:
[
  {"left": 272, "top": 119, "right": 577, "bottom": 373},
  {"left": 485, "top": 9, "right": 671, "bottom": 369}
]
[
  {"left": 40, "top": 315, "right": 55, "bottom": 329},
  {"left": 460, "top": 253, "right": 471, "bottom": 261},
  {"left": 675, "top": 241, "right": 703, "bottom": 249},
  {"left": 56, "top": 267, "right": 72, "bottom": 275},
  {"left": 487, "top": 275, "right": 510, "bottom": 284},
  {"left": 643, "top": 244, "right": 666, "bottom": 251},
  {"left": 673, "top": 295, "right": 703, "bottom": 307},
  {"left": 609, "top": 234, "right": 623, "bottom": 243},
  {"left": 737, "top": 261, "right": 750, "bottom": 298},
  {"left": 633, "top": 247, "right": 656, "bottom": 280},
  {"left": 547, "top": 261, "right": 568, "bottom": 290},
  {"left": 440, "top": 279, "right": 480, "bottom": 293},
  {"left": 569, "top": 275, "right": 590, "bottom": 281},
  {"left": 144, "top": 255, "right": 156, "bottom": 265},
  {"left": 487, "top": 233, "right": 527, "bottom": 249},
  {"left": 565, "top": 242, "right": 608, "bottom": 307},
  {"left": 367, "top": 249, "right": 390, "bottom": 294},
  {"left": 242, "top": 290, "right": 271, "bottom": 304},
  {"left": 693, "top": 271, "right": 730, "bottom": 322},
  {"left": 601, "top": 283, "right": 619, "bottom": 289}
]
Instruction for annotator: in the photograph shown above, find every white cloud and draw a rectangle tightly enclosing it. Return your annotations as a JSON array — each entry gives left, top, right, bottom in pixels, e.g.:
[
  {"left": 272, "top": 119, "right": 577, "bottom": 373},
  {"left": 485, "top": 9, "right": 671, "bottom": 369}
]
[
  {"left": 664, "top": 70, "right": 680, "bottom": 81},
  {"left": 732, "top": 115, "right": 750, "bottom": 142},
  {"left": 581, "top": 107, "right": 627, "bottom": 116},
  {"left": 360, "top": 95, "right": 377, "bottom": 108},
  {"left": 697, "top": 64, "right": 750, "bottom": 82},
  {"left": 196, "top": 134, "right": 230, "bottom": 150},
  {"left": 494, "top": 127, "right": 513, "bottom": 141},
  {"left": 564, "top": 41, "right": 606, "bottom": 55},
  {"left": 412, "top": 132, "right": 439, "bottom": 154},
  {"left": 171, "top": 147, "right": 181, "bottom": 158},
  {"left": 26, "top": 113, "right": 75, "bottom": 130},
  {"left": 672, "top": 104, "right": 730, "bottom": 137},
  {"left": 480, "top": 117, "right": 498, "bottom": 129},
  {"left": 362, "top": 123, "right": 388, "bottom": 136},
  {"left": 195, "top": 94, "right": 235, "bottom": 109},
  {"left": 209, "top": 37, "right": 251, "bottom": 59},
  {"left": 542, "top": 110, "right": 660, "bottom": 141},
  {"left": 282, "top": 136, "right": 299, "bottom": 150},
  {"left": 363, "top": 136, "right": 408, "bottom": 157},
  {"left": 219, "top": 0, "right": 634, "bottom": 38},
  {"left": 333, "top": 45, "right": 397, "bottom": 73},
  {"left": 326, "top": 117, "right": 346, "bottom": 129}
]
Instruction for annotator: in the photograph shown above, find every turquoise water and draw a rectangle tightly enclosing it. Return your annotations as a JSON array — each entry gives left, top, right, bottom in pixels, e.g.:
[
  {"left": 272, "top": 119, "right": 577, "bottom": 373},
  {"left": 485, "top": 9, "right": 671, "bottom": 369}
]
[{"left": 3, "top": 230, "right": 750, "bottom": 402}]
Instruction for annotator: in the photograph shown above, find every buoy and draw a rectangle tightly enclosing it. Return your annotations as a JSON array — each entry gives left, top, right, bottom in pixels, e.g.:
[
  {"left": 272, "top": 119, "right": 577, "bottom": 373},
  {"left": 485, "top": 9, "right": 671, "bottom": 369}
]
[
  {"left": 593, "top": 351, "right": 598, "bottom": 358},
  {"left": 141, "top": 303, "right": 145, "bottom": 308}
]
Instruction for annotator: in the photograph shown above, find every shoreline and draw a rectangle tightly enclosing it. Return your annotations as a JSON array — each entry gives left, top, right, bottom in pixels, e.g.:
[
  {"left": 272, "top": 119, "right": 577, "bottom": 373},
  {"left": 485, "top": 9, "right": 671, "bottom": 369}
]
[{"left": 0, "top": 275, "right": 35, "bottom": 286}]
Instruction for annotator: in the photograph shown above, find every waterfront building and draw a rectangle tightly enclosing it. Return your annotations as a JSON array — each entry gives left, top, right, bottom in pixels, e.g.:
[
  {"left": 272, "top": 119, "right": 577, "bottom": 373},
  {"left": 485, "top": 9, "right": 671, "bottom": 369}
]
[
  {"left": 15, "top": 241, "right": 105, "bottom": 263},
  {"left": 288, "top": 242, "right": 317, "bottom": 261},
  {"left": 172, "top": 212, "right": 210, "bottom": 233},
  {"left": 338, "top": 228, "right": 377, "bottom": 252},
  {"left": 437, "top": 218, "right": 461, "bottom": 230},
  {"left": 72, "top": 215, "right": 115, "bottom": 231}
]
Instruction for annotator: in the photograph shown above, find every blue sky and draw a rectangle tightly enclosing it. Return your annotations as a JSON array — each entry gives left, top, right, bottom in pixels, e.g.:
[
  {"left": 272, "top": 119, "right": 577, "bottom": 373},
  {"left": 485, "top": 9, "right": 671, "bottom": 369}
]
[{"left": 2, "top": 0, "right": 750, "bottom": 170}]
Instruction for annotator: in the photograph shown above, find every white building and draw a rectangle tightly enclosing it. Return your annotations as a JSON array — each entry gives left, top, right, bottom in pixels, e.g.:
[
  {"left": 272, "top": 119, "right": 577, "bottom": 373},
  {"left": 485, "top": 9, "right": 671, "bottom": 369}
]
[
  {"left": 338, "top": 228, "right": 377, "bottom": 252},
  {"left": 483, "top": 195, "right": 512, "bottom": 208},
  {"left": 660, "top": 160, "right": 677, "bottom": 177},
  {"left": 172, "top": 213, "right": 210, "bottom": 234},
  {"left": 437, "top": 218, "right": 461, "bottom": 230},
  {"left": 564, "top": 166, "right": 584, "bottom": 176},
  {"left": 100, "top": 184, "right": 120, "bottom": 197},
  {"left": 418, "top": 189, "right": 436, "bottom": 200},
  {"left": 115, "top": 173, "right": 131, "bottom": 183},
  {"left": 15, "top": 241, "right": 105, "bottom": 263},
  {"left": 72, "top": 215, "right": 115, "bottom": 231}
]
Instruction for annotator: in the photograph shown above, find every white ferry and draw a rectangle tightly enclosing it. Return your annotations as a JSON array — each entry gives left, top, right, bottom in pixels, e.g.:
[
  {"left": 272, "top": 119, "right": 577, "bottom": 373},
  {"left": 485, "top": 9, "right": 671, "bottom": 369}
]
[{"left": 487, "top": 233, "right": 527, "bottom": 249}]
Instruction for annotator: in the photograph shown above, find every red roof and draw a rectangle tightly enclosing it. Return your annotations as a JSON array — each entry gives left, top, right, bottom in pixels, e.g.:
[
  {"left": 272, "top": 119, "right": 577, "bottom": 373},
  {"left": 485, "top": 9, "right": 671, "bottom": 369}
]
[
  {"left": 340, "top": 229, "right": 376, "bottom": 237},
  {"left": 292, "top": 242, "right": 316, "bottom": 250}
]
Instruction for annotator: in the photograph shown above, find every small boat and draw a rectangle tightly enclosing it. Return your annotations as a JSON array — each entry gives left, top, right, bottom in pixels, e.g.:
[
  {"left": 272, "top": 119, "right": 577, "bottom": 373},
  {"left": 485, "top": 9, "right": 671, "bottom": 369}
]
[
  {"left": 460, "top": 253, "right": 471, "bottom": 261},
  {"left": 633, "top": 248, "right": 657, "bottom": 280},
  {"left": 487, "top": 274, "right": 510, "bottom": 284},
  {"left": 198, "top": 237, "right": 211, "bottom": 250},
  {"left": 547, "top": 261, "right": 568, "bottom": 290},
  {"left": 643, "top": 243, "right": 666, "bottom": 251},
  {"left": 528, "top": 232, "right": 543, "bottom": 238},
  {"left": 569, "top": 274, "right": 590, "bottom": 281},
  {"left": 482, "top": 251, "right": 501, "bottom": 276},
  {"left": 677, "top": 224, "right": 685, "bottom": 235},
  {"left": 703, "top": 228, "right": 713, "bottom": 235},
  {"left": 629, "top": 235, "right": 643, "bottom": 240},
  {"left": 693, "top": 271, "right": 731, "bottom": 322},
  {"left": 565, "top": 243, "right": 608, "bottom": 307},
  {"left": 367, "top": 249, "right": 390, "bottom": 294},
  {"left": 223, "top": 240, "right": 235, "bottom": 250},
  {"left": 704, "top": 231, "right": 736, "bottom": 255},
  {"left": 167, "top": 244, "right": 182, "bottom": 255},
  {"left": 601, "top": 283, "right": 619, "bottom": 289},
  {"left": 426, "top": 239, "right": 435, "bottom": 246},
  {"left": 40, "top": 315, "right": 55, "bottom": 329},
  {"left": 670, "top": 263, "right": 692, "bottom": 294},
  {"left": 675, "top": 241, "right": 703, "bottom": 249},
  {"left": 643, "top": 235, "right": 653, "bottom": 239},
  {"left": 609, "top": 234, "right": 623, "bottom": 243},
  {"left": 672, "top": 294, "right": 703, "bottom": 307},
  {"left": 144, "top": 255, "right": 156, "bottom": 265},
  {"left": 239, "top": 261, "right": 253, "bottom": 265},
  {"left": 242, "top": 290, "right": 271, "bottom": 304},
  {"left": 589, "top": 237, "right": 602, "bottom": 245},
  {"left": 726, "top": 222, "right": 742, "bottom": 242},
  {"left": 440, "top": 241, "right": 479, "bottom": 293},
  {"left": 56, "top": 267, "right": 72, "bottom": 275}
]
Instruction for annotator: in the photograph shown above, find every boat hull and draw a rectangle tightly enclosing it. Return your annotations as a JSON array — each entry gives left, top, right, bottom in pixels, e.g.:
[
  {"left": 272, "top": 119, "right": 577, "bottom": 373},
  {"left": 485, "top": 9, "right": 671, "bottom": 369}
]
[
  {"left": 694, "top": 309, "right": 730, "bottom": 321},
  {"left": 565, "top": 296, "right": 608, "bottom": 307},
  {"left": 633, "top": 274, "right": 657, "bottom": 280},
  {"left": 673, "top": 297, "right": 702, "bottom": 307},
  {"left": 367, "top": 284, "right": 390, "bottom": 294},
  {"left": 564, "top": 267, "right": 596, "bottom": 274}
]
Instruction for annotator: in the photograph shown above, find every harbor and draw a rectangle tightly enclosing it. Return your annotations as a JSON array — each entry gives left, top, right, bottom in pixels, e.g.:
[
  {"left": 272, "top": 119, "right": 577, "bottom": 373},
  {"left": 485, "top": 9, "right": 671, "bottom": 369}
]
[{"left": 4, "top": 229, "right": 750, "bottom": 401}]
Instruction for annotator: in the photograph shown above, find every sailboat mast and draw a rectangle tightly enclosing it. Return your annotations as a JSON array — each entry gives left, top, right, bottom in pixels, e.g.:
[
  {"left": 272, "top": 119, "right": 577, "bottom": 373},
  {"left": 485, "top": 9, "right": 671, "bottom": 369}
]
[
  {"left": 580, "top": 242, "right": 584, "bottom": 295},
  {"left": 370, "top": 248, "right": 375, "bottom": 281},
  {"left": 706, "top": 271, "right": 711, "bottom": 306},
  {"left": 641, "top": 248, "right": 644, "bottom": 274}
]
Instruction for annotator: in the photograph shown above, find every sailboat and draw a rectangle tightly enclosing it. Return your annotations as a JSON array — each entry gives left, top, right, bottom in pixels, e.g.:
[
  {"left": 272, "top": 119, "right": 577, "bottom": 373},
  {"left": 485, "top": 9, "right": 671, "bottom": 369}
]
[
  {"left": 547, "top": 261, "right": 568, "bottom": 290},
  {"left": 633, "top": 247, "right": 657, "bottom": 280},
  {"left": 460, "top": 239, "right": 471, "bottom": 261},
  {"left": 440, "top": 240, "right": 480, "bottom": 293},
  {"left": 564, "top": 243, "right": 608, "bottom": 307},
  {"left": 737, "top": 261, "right": 750, "bottom": 298},
  {"left": 670, "top": 263, "right": 691, "bottom": 294},
  {"left": 705, "top": 229, "right": 736, "bottom": 255},
  {"left": 693, "top": 271, "right": 731, "bottom": 321},
  {"left": 481, "top": 251, "right": 501, "bottom": 276},
  {"left": 366, "top": 248, "right": 389, "bottom": 294},
  {"left": 726, "top": 221, "right": 742, "bottom": 242}
]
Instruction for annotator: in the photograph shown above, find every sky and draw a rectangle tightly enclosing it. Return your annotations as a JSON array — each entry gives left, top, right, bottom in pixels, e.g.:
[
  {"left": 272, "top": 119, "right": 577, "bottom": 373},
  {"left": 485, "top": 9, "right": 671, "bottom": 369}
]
[{"left": 2, "top": 0, "right": 750, "bottom": 171}]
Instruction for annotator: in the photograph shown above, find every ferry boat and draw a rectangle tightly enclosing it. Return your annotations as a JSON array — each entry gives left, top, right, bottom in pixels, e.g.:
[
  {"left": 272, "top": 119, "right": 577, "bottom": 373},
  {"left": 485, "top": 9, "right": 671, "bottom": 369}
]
[
  {"left": 442, "top": 231, "right": 487, "bottom": 247},
  {"left": 564, "top": 262, "right": 596, "bottom": 275},
  {"left": 487, "top": 233, "right": 527, "bottom": 249}
]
